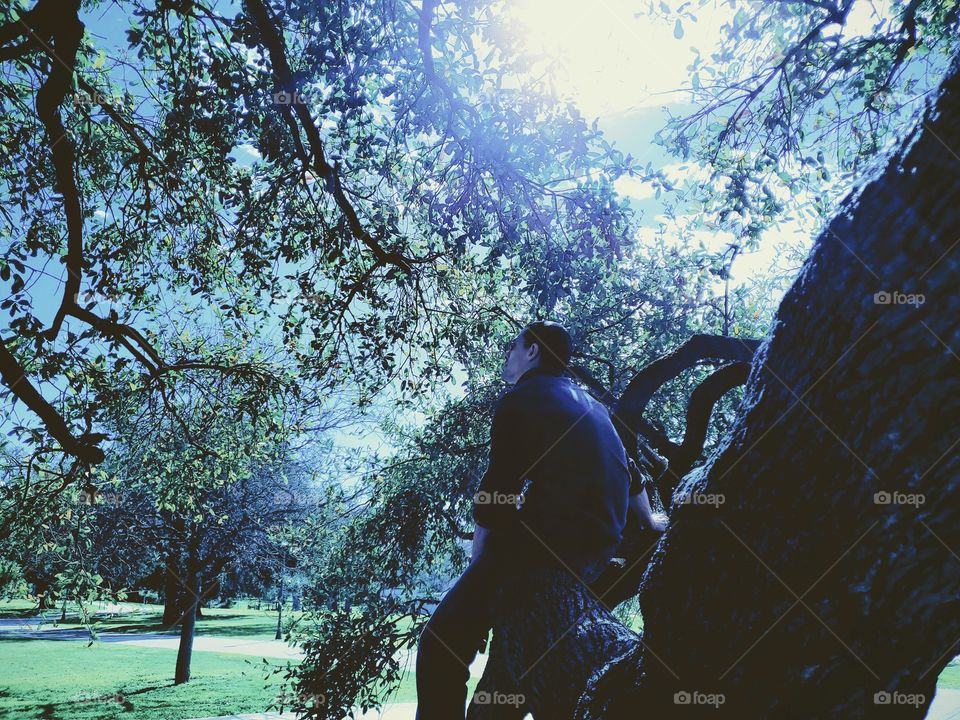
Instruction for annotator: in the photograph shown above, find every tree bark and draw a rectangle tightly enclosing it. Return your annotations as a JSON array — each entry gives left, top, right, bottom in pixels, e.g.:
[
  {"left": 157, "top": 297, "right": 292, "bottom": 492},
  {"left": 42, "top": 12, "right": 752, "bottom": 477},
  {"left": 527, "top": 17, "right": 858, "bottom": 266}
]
[
  {"left": 174, "top": 540, "right": 201, "bottom": 684},
  {"left": 162, "top": 553, "right": 182, "bottom": 626},
  {"left": 480, "top": 54, "right": 960, "bottom": 719},
  {"left": 195, "top": 573, "right": 204, "bottom": 619}
]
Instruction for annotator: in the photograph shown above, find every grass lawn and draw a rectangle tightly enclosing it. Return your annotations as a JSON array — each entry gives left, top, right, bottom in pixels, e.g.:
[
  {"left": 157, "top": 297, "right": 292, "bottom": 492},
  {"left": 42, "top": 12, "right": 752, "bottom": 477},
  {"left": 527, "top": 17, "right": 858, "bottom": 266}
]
[
  {"left": 0, "top": 598, "right": 301, "bottom": 638},
  {"left": 0, "top": 637, "right": 293, "bottom": 720},
  {"left": 0, "top": 598, "right": 45, "bottom": 617},
  {"left": 0, "top": 635, "right": 465, "bottom": 718},
  {"left": 0, "top": 598, "right": 953, "bottom": 715}
]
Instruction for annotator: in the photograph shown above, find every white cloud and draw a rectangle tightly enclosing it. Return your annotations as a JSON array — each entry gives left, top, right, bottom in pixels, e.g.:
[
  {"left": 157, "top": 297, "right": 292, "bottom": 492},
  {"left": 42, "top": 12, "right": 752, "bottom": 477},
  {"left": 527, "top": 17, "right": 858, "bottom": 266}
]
[{"left": 613, "top": 174, "right": 657, "bottom": 200}]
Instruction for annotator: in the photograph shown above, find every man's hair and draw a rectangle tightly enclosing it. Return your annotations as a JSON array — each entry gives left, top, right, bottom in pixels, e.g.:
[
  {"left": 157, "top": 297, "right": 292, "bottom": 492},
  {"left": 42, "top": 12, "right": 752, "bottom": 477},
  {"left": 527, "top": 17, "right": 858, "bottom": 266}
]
[{"left": 521, "top": 321, "right": 573, "bottom": 370}]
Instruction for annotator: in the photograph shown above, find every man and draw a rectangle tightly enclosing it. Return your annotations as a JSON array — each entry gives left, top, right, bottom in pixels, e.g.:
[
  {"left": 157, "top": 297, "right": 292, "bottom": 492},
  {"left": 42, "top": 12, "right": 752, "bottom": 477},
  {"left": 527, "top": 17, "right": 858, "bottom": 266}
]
[{"left": 415, "top": 321, "right": 664, "bottom": 719}]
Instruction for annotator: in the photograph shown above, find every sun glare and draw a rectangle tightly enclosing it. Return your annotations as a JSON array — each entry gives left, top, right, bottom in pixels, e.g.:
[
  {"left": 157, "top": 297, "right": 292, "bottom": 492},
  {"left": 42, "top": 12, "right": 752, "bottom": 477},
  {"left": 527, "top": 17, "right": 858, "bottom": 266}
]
[{"left": 506, "top": 0, "right": 727, "bottom": 117}]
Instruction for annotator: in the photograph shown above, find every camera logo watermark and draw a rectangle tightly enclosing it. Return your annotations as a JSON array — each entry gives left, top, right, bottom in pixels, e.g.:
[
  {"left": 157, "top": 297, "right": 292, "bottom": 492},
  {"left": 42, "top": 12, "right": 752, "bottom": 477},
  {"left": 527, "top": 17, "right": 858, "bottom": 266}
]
[
  {"left": 674, "top": 690, "right": 725, "bottom": 707},
  {"left": 78, "top": 490, "right": 125, "bottom": 507},
  {"left": 679, "top": 491, "right": 725, "bottom": 507},
  {"left": 474, "top": 490, "right": 524, "bottom": 510},
  {"left": 873, "top": 491, "right": 925, "bottom": 507},
  {"left": 275, "top": 690, "right": 327, "bottom": 708},
  {"left": 472, "top": 690, "right": 525, "bottom": 708},
  {"left": 272, "top": 90, "right": 311, "bottom": 106},
  {"left": 874, "top": 690, "right": 924, "bottom": 708},
  {"left": 873, "top": 291, "right": 924, "bottom": 307},
  {"left": 272, "top": 490, "right": 320, "bottom": 507},
  {"left": 72, "top": 90, "right": 132, "bottom": 110}
]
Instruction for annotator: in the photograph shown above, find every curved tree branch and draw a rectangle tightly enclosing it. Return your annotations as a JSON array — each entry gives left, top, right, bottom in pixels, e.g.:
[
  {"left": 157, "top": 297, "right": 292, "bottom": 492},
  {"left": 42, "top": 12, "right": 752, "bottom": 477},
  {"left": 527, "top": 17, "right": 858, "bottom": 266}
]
[
  {"left": 21, "top": 0, "right": 85, "bottom": 342},
  {"left": 0, "top": 338, "right": 104, "bottom": 463},
  {"left": 243, "top": 0, "right": 415, "bottom": 274},
  {"left": 655, "top": 360, "right": 752, "bottom": 506}
]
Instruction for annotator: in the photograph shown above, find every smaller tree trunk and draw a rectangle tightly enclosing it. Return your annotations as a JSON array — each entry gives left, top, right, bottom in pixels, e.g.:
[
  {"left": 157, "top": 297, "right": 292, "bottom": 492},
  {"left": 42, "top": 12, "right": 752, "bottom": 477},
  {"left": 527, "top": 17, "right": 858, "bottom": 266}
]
[
  {"left": 275, "top": 575, "right": 284, "bottom": 640},
  {"left": 195, "top": 574, "right": 204, "bottom": 619},
  {"left": 174, "top": 543, "right": 201, "bottom": 684},
  {"left": 162, "top": 553, "right": 182, "bottom": 626}
]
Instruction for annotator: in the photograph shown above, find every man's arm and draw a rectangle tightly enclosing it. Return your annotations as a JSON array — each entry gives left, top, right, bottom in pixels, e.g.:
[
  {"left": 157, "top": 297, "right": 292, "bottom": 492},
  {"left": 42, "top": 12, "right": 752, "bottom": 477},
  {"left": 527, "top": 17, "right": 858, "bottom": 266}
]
[{"left": 471, "top": 391, "right": 525, "bottom": 555}]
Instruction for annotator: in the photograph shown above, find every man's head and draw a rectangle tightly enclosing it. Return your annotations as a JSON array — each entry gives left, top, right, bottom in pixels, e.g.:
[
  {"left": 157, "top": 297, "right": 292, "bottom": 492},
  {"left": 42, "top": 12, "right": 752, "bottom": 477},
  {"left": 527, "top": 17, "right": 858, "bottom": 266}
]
[{"left": 501, "top": 321, "right": 573, "bottom": 384}]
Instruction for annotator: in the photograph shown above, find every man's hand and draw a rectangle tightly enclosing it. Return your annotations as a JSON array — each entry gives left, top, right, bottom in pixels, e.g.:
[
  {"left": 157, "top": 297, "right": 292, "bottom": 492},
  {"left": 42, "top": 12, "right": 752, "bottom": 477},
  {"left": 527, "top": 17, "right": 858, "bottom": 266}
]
[
  {"left": 628, "top": 489, "right": 669, "bottom": 533},
  {"left": 649, "top": 511, "right": 669, "bottom": 533}
]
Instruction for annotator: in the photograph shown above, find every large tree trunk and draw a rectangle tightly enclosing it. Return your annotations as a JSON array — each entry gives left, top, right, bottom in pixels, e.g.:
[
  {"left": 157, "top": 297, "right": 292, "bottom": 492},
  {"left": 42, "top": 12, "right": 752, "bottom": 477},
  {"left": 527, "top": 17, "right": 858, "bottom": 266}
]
[{"left": 480, "top": 55, "right": 960, "bottom": 720}]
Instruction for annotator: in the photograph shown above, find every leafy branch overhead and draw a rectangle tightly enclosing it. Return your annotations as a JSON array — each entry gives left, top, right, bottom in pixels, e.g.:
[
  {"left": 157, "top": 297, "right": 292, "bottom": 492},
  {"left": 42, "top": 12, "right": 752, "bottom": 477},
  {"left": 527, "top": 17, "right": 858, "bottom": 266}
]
[{"left": 0, "top": 0, "right": 641, "bottom": 466}]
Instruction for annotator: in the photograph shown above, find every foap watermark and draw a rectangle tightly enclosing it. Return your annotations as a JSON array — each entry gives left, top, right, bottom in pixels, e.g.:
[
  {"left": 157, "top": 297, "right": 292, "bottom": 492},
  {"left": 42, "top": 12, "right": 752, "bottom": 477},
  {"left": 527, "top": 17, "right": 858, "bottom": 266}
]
[
  {"left": 471, "top": 690, "right": 525, "bottom": 708},
  {"left": 76, "top": 690, "right": 132, "bottom": 708},
  {"left": 72, "top": 90, "right": 132, "bottom": 110},
  {"left": 73, "top": 290, "right": 122, "bottom": 308},
  {"left": 275, "top": 689, "right": 327, "bottom": 709},
  {"left": 874, "top": 490, "right": 925, "bottom": 507},
  {"left": 272, "top": 90, "right": 312, "bottom": 106},
  {"left": 674, "top": 690, "right": 726, "bottom": 708},
  {"left": 272, "top": 490, "right": 320, "bottom": 508},
  {"left": 78, "top": 489, "right": 125, "bottom": 507},
  {"left": 873, "top": 291, "right": 925, "bottom": 307},
  {"left": 474, "top": 490, "right": 524, "bottom": 509},
  {"left": 679, "top": 491, "right": 725, "bottom": 508},
  {"left": 874, "top": 690, "right": 925, "bottom": 708}
]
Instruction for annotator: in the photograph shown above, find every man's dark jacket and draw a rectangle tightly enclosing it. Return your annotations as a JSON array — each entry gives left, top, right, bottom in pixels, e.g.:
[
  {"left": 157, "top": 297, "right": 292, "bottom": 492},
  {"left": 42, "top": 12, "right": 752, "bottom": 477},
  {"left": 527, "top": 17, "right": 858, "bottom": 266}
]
[{"left": 472, "top": 365, "right": 631, "bottom": 576}]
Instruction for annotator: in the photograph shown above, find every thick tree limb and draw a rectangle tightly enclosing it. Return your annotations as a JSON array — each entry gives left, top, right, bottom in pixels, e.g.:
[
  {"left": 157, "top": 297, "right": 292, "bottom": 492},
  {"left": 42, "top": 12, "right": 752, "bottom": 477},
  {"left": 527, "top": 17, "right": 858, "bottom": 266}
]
[
  {"left": 655, "top": 360, "right": 752, "bottom": 506},
  {"left": 612, "top": 334, "right": 759, "bottom": 498},
  {"left": 576, "top": 50, "right": 960, "bottom": 719},
  {"left": 616, "top": 335, "right": 759, "bottom": 426},
  {"left": 20, "top": 0, "right": 85, "bottom": 342},
  {"left": 0, "top": 338, "right": 103, "bottom": 463}
]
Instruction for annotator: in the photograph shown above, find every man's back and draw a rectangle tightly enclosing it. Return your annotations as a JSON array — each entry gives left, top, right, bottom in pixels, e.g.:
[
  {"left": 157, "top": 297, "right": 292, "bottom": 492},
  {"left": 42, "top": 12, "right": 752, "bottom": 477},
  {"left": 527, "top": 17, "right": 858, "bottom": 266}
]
[{"left": 473, "top": 366, "right": 631, "bottom": 577}]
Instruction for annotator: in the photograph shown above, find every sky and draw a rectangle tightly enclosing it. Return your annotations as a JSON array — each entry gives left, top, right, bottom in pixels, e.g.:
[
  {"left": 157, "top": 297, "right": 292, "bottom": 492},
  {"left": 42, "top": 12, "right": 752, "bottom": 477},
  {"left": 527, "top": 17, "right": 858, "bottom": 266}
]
[{"left": 504, "top": 0, "right": 820, "bottom": 290}]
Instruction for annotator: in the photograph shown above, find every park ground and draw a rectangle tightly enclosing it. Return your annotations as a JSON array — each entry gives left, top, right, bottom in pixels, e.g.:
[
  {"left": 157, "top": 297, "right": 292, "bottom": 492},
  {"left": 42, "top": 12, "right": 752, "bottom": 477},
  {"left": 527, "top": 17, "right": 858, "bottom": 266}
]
[
  {"left": 0, "top": 598, "right": 957, "bottom": 719},
  {"left": 0, "top": 598, "right": 441, "bottom": 719}
]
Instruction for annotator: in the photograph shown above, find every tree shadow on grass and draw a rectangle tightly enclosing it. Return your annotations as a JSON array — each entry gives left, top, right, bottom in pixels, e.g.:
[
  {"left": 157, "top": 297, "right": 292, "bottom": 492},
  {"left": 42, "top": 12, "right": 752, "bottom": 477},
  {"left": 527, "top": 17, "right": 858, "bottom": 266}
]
[
  {"left": 14, "top": 609, "right": 290, "bottom": 639},
  {"left": 29, "top": 684, "right": 169, "bottom": 719}
]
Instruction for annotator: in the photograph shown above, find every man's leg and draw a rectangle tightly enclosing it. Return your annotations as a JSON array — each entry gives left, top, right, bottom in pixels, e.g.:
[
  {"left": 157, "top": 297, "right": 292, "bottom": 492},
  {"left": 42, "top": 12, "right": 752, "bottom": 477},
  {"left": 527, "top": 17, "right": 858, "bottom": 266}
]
[{"left": 415, "top": 553, "right": 499, "bottom": 720}]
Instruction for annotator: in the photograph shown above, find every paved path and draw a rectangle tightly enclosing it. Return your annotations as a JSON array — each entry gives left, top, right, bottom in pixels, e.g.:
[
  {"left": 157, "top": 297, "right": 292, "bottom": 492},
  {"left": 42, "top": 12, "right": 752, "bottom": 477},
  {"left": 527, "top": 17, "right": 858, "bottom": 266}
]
[{"left": 928, "top": 688, "right": 960, "bottom": 720}]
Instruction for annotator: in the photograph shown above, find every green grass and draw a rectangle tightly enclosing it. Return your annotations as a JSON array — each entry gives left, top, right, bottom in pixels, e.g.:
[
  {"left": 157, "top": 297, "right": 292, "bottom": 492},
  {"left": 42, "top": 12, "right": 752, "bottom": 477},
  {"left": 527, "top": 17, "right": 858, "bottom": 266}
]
[
  {"left": 0, "top": 635, "right": 467, "bottom": 718},
  {"left": 0, "top": 599, "right": 303, "bottom": 638},
  {"left": 0, "top": 598, "right": 44, "bottom": 618},
  {"left": 3, "top": 596, "right": 952, "bottom": 715},
  {"left": 0, "top": 637, "right": 292, "bottom": 720}
]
